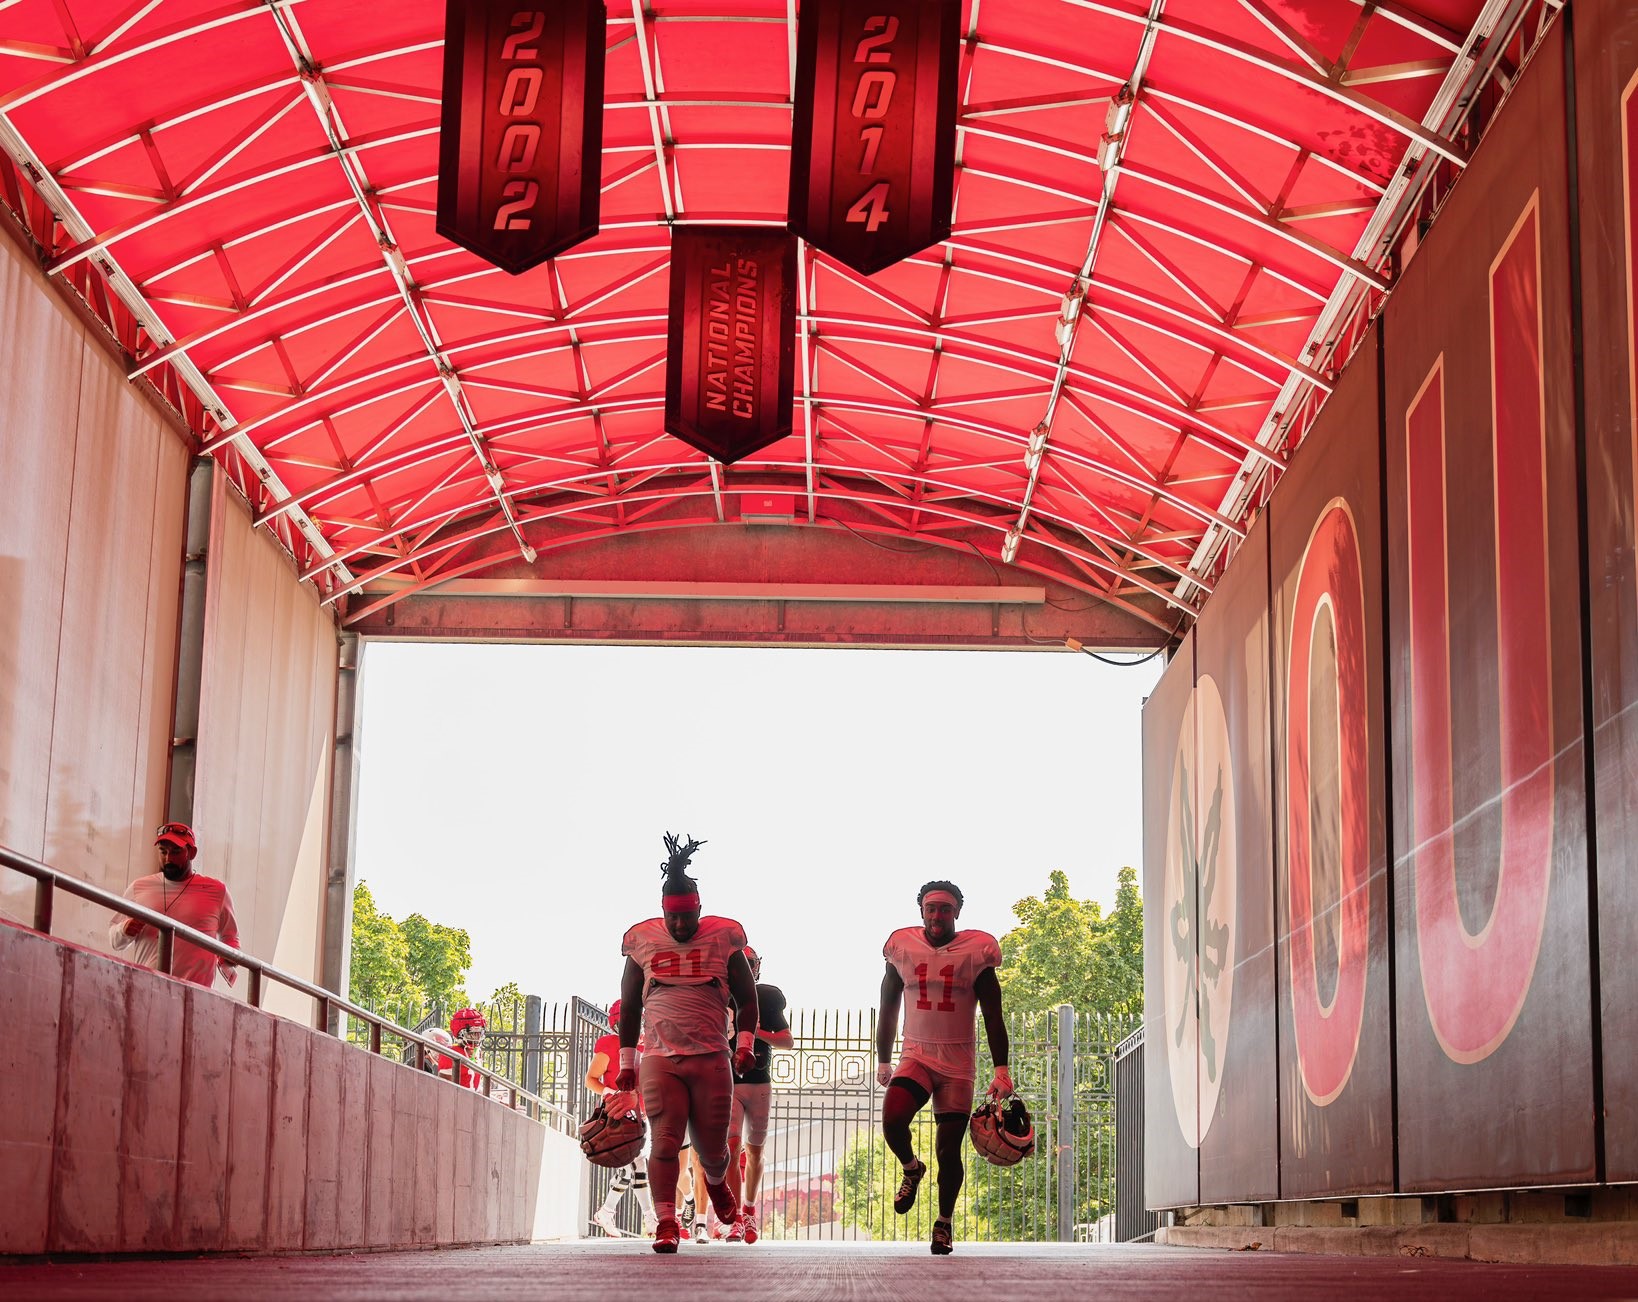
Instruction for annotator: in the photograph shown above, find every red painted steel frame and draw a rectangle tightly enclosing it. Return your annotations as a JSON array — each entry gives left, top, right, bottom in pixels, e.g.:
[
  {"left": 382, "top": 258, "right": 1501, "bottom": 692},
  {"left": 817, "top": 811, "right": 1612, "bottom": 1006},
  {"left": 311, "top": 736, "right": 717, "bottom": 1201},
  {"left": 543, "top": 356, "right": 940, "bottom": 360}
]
[{"left": 0, "top": 0, "right": 1552, "bottom": 628}]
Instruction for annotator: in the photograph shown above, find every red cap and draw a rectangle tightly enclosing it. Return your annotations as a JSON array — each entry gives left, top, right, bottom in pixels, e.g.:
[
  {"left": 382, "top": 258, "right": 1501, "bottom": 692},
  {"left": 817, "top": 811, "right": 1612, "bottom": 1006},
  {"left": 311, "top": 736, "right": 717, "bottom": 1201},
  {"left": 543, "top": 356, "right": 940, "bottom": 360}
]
[{"left": 154, "top": 822, "right": 196, "bottom": 850}]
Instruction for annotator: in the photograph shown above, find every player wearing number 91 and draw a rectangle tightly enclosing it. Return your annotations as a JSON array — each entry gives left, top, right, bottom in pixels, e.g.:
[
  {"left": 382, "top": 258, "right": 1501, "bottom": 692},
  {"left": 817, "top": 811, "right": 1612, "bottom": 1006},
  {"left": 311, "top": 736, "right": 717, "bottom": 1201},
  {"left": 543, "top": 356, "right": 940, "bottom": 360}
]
[
  {"left": 877, "top": 880, "right": 1010, "bottom": 1256},
  {"left": 619, "top": 832, "right": 758, "bottom": 1254}
]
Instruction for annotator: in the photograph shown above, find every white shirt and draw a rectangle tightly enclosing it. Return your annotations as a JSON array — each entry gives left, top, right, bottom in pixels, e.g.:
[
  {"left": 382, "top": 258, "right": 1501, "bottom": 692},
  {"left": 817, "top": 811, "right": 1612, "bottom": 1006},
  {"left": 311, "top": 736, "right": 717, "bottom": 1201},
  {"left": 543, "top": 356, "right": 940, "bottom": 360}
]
[{"left": 109, "top": 870, "right": 240, "bottom": 988}]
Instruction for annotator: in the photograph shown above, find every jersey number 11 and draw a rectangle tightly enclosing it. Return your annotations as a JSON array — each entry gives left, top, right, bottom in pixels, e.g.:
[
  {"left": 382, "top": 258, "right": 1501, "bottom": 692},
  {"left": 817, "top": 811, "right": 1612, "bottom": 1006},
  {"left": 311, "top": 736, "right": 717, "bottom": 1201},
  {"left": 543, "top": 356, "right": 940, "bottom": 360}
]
[{"left": 914, "top": 962, "right": 956, "bottom": 1012}]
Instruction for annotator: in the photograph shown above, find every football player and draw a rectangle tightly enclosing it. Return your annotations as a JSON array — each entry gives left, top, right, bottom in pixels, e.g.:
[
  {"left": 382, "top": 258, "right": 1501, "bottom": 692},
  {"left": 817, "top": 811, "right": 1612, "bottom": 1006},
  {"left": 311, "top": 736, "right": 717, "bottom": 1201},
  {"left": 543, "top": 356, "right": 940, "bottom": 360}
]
[
  {"left": 446, "top": 1006, "right": 488, "bottom": 1090},
  {"left": 617, "top": 833, "right": 759, "bottom": 1253},
  {"left": 724, "top": 944, "right": 792, "bottom": 1244},
  {"left": 876, "top": 880, "right": 1011, "bottom": 1256},
  {"left": 585, "top": 998, "right": 658, "bottom": 1238}
]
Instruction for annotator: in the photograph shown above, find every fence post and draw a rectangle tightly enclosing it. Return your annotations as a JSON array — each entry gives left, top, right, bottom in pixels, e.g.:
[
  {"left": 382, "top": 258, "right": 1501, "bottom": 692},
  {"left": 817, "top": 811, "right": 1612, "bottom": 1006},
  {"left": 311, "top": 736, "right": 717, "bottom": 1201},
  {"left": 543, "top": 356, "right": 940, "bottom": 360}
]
[
  {"left": 524, "top": 995, "right": 543, "bottom": 1098},
  {"left": 1057, "top": 1003, "right": 1075, "bottom": 1243},
  {"left": 566, "top": 999, "right": 586, "bottom": 1120}
]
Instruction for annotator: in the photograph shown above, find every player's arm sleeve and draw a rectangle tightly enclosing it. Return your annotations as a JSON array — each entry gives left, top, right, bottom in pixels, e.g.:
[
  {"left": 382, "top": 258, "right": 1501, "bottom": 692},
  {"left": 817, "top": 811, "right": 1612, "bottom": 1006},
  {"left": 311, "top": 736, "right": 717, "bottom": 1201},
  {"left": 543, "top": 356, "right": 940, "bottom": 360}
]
[
  {"left": 876, "top": 960, "right": 904, "bottom": 1065},
  {"left": 618, "top": 957, "right": 645, "bottom": 1047},
  {"left": 975, "top": 965, "right": 1009, "bottom": 1067},
  {"left": 758, "top": 988, "right": 793, "bottom": 1047}
]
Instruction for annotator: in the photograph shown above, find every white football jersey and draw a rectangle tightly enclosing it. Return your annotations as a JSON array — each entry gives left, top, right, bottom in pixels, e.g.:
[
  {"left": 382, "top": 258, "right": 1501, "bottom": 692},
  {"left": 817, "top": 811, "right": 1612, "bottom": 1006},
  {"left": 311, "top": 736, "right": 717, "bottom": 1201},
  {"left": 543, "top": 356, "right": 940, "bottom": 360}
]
[
  {"left": 883, "top": 926, "right": 1002, "bottom": 1075},
  {"left": 622, "top": 914, "right": 747, "bottom": 1057}
]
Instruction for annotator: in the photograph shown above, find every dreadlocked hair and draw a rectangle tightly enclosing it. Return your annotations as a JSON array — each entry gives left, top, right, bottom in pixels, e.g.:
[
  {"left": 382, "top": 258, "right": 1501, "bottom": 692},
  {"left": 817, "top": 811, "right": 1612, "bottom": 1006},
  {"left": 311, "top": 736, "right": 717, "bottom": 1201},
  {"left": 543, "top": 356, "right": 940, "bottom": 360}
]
[
  {"left": 917, "top": 880, "right": 964, "bottom": 907},
  {"left": 660, "top": 831, "right": 706, "bottom": 896}
]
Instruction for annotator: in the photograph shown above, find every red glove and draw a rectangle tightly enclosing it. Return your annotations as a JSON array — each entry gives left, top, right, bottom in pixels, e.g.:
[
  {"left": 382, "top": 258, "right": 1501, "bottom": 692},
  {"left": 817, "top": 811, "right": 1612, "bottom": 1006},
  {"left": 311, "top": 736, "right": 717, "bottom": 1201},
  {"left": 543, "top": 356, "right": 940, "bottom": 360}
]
[{"left": 615, "top": 1068, "right": 637, "bottom": 1092}]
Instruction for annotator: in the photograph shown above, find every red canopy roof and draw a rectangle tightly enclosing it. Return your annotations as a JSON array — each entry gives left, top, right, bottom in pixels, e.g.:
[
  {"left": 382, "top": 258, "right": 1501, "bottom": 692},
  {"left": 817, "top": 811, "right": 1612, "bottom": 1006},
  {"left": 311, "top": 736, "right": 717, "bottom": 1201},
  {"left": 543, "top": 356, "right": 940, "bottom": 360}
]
[{"left": 0, "top": 0, "right": 1532, "bottom": 634}]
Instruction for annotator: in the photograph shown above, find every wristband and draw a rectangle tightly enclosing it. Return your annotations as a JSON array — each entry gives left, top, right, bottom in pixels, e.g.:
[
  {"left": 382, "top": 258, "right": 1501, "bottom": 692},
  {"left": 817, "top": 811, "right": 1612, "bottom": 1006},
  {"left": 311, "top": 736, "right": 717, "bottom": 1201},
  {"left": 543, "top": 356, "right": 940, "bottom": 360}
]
[
  {"left": 619, "top": 1047, "right": 637, "bottom": 1070},
  {"left": 737, "top": 1031, "right": 756, "bottom": 1054}
]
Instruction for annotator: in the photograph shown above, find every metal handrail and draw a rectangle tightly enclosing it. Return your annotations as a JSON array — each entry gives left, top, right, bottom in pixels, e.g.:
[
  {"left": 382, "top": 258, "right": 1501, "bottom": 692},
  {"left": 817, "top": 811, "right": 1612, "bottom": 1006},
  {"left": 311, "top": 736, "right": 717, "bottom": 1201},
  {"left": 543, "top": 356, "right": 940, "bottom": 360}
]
[{"left": 1, "top": 844, "right": 575, "bottom": 1133}]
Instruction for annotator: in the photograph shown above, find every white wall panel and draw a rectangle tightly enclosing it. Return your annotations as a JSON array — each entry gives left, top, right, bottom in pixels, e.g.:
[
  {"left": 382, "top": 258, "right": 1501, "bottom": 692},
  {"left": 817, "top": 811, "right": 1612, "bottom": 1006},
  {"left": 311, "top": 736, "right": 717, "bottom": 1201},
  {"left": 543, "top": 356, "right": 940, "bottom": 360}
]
[
  {"left": 194, "top": 481, "right": 336, "bottom": 1003},
  {"left": 0, "top": 232, "right": 183, "bottom": 945},
  {"left": 0, "top": 234, "right": 82, "bottom": 885}
]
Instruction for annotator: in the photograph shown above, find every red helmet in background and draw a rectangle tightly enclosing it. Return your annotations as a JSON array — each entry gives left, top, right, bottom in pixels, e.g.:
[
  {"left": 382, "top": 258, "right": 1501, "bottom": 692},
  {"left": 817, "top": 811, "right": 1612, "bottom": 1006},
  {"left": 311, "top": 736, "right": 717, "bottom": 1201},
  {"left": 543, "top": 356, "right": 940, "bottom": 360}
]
[
  {"left": 608, "top": 999, "right": 622, "bottom": 1026},
  {"left": 580, "top": 1090, "right": 646, "bottom": 1167},
  {"left": 450, "top": 1006, "right": 487, "bottom": 1049}
]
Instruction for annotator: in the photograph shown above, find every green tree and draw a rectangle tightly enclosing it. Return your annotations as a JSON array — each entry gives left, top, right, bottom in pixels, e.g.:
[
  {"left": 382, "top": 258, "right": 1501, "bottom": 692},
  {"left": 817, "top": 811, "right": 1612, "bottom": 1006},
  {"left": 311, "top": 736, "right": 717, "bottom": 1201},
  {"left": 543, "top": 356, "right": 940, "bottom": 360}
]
[
  {"left": 401, "top": 911, "right": 472, "bottom": 1011},
  {"left": 348, "top": 881, "right": 419, "bottom": 1008},
  {"left": 997, "top": 866, "right": 1143, "bottom": 1016}
]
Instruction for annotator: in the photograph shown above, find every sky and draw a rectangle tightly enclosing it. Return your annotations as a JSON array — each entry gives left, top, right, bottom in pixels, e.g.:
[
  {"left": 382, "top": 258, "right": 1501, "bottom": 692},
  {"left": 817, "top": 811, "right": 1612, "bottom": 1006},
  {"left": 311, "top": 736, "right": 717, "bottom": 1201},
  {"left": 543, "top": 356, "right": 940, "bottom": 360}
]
[{"left": 354, "top": 642, "right": 1161, "bottom": 1013}]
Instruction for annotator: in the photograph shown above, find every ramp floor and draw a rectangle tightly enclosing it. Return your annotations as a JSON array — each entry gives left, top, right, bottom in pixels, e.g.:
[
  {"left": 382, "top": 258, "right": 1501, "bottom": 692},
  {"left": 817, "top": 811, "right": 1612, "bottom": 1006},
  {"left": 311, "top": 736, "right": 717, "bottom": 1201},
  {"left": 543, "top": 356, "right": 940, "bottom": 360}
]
[{"left": 3, "top": 1240, "right": 1636, "bottom": 1300}]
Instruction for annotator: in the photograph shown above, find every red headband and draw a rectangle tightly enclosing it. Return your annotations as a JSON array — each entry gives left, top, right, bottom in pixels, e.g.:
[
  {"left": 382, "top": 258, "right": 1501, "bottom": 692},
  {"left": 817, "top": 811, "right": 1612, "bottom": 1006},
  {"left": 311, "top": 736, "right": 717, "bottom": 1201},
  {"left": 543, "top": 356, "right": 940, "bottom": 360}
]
[{"left": 662, "top": 892, "right": 701, "bottom": 912}]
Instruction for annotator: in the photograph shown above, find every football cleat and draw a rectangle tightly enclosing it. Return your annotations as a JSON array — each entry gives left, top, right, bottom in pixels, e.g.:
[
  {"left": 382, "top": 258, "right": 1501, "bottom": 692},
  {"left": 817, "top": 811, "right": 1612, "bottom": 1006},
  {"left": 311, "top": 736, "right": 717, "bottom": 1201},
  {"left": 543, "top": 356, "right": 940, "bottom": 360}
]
[
  {"left": 642, "top": 1209, "right": 659, "bottom": 1236},
  {"left": 893, "top": 1159, "right": 926, "bottom": 1215},
  {"left": 742, "top": 1206, "right": 760, "bottom": 1245},
  {"left": 590, "top": 1208, "right": 625, "bottom": 1238},
  {"left": 704, "top": 1178, "right": 739, "bottom": 1225},
  {"left": 677, "top": 1217, "right": 691, "bottom": 1241},
  {"left": 931, "top": 1219, "right": 954, "bottom": 1255},
  {"left": 725, "top": 1216, "right": 744, "bottom": 1243},
  {"left": 652, "top": 1217, "right": 680, "bottom": 1253}
]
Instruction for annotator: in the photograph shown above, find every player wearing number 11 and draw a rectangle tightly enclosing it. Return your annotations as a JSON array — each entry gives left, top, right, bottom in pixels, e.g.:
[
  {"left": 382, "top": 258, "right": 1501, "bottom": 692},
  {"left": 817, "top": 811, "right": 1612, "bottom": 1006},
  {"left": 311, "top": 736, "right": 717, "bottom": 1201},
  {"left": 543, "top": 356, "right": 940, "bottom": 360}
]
[
  {"left": 877, "top": 879, "right": 1010, "bottom": 1256},
  {"left": 618, "top": 832, "right": 758, "bottom": 1254}
]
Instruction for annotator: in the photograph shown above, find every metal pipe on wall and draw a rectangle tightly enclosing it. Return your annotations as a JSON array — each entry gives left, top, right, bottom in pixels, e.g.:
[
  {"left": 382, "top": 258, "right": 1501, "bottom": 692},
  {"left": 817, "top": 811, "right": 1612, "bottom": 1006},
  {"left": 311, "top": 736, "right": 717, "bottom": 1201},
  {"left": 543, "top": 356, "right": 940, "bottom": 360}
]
[
  {"left": 321, "top": 630, "right": 364, "bottom": 1035},
  {"left": 165, "top": 455, "right": 214, "bottom": 824}
]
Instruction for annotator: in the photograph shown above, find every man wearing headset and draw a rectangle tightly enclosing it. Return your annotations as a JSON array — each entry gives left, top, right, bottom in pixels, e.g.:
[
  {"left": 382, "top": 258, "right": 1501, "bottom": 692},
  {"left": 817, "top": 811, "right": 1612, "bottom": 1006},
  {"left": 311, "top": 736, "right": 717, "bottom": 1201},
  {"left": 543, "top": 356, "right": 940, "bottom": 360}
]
[{"left": 109, "top": 822, "right": 241, "bottom": 989}]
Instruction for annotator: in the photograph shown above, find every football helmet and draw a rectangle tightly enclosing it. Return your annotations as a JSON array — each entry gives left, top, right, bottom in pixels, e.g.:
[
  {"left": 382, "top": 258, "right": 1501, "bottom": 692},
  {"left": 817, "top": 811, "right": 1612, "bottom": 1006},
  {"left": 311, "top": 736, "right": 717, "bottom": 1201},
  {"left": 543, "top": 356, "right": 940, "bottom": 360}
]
[
  {"left": 580, "top": 1090, "right": 647, "bottom": 1168},
  {"left": 969, "top": 1095, "right": 1036, "bottom": 1167},
  {"left": 450, "top": 1006, "right": 487, "bottom": 1049},
  {"left": 607, "top": 998, "right": 622, "bottom": 1026}
]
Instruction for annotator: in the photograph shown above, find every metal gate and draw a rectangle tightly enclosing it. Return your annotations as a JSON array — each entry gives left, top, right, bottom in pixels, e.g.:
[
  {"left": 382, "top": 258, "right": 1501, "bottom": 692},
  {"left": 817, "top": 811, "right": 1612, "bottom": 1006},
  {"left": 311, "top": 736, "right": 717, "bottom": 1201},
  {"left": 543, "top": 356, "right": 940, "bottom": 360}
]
[
  {"left": 580, "top": 1004, "right": 1139, "bottom": 1243},
  {"left": 1113, "top": 1025, "right": 1160, "bottom": 1242}
]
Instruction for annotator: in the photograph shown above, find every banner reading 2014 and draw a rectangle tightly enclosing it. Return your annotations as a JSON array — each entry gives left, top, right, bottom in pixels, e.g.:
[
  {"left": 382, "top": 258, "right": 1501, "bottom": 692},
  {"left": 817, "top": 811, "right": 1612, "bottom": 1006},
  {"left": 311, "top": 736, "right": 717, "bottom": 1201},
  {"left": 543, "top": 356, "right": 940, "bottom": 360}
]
[
  {"left": 436, "top": 0, "right": 605, "bottom": 274},
  {"left": 788, "top": 0, "right": 960, "bottom": 274}
]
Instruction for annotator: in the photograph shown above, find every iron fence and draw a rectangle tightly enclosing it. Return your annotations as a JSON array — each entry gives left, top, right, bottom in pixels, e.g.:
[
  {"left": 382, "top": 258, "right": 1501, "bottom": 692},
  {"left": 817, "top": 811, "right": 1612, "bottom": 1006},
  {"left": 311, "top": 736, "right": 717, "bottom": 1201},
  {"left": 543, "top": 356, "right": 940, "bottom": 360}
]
[
  {"left": 352, "top": 992, "right": 1145, "bottom": 1243},
  {"left": 1113, "top": 1025, "right": 1160, "bottom": 1243},
  {"left": 583, "top": 1003, "right": 1139, "bottom": 1243}
]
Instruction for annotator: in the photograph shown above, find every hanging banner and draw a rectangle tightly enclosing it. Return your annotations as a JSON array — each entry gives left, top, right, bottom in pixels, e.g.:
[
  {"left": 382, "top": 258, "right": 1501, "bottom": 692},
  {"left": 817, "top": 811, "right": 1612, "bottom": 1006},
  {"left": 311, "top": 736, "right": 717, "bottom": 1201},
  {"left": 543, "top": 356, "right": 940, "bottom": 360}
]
[
  {"left": 664, "top": 227, "right": 797, "bottom": 464},
  {"left": 787, "top": 0, "right": 959, "bottom": 275},
  {"left": 436, "top": 0, "right": 605, "bottom": 275}
]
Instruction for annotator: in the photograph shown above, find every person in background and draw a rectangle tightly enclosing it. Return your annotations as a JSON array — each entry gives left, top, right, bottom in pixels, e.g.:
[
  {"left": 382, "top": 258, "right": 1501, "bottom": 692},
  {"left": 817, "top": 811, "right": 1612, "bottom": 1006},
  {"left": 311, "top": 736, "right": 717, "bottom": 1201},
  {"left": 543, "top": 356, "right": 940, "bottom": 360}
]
[
  {"left": 876, "top": 879, "right": 1011, "bottom": 1257},
  {"left": 409, "top": 1028, "right": 455, "bottom": 1078},
  {"left": 585, "top": 998, "right": 658, "bottom": 1238},
  {"left": 724, "top": 945, "right": 792, "bottom": 1244},
  {"left": 109, "top": 822, "right": 240, "bottom": 989},
  {"left": 446, "top": 1006, "right": 488, "bottom": 1089}
]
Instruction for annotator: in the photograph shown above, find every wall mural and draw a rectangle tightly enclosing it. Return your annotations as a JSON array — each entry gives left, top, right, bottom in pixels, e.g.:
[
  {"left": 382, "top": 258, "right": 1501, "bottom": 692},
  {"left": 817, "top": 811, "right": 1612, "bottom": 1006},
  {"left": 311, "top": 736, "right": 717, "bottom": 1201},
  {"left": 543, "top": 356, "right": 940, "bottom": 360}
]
[
  {"left": 1576, "top": 0, "right": 1638, "bottom": 1181},
  {"left": 1144, "top": 16, "right": 1624, "bottom": 1207},
  {"left": 1160, "top": 676, "right": 1235, "bottom": 1149}
]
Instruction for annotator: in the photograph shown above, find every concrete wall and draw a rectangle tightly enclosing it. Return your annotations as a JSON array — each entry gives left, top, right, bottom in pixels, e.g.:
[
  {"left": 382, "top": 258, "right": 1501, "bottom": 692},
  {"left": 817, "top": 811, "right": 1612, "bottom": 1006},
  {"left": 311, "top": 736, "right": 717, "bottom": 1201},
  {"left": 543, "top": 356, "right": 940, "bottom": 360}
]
[
  {"left": 0, "top": 220, "right": 186, "bottom": 954},
  {"left": 0, "top": 920, "right": 580, "bottom": 1255}
]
